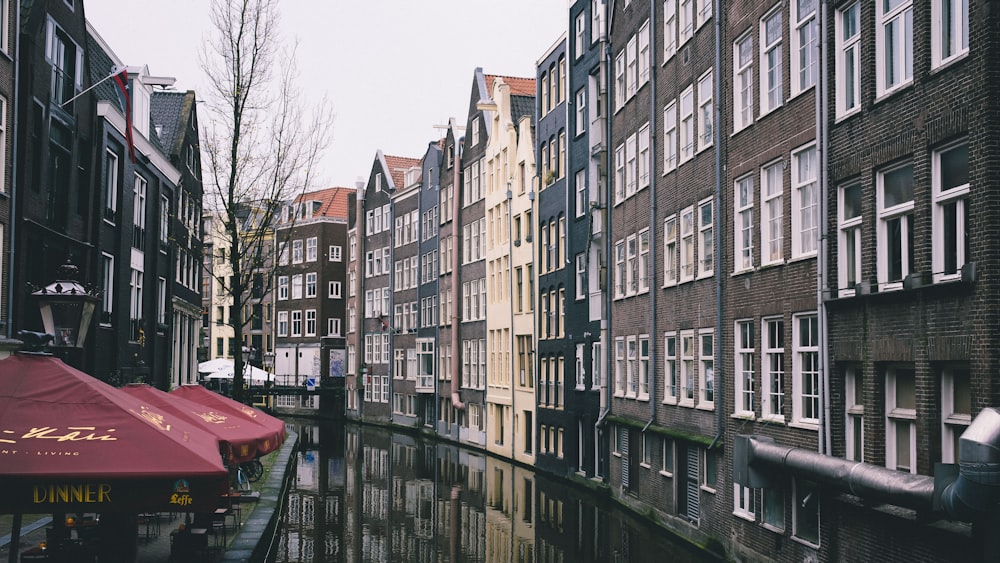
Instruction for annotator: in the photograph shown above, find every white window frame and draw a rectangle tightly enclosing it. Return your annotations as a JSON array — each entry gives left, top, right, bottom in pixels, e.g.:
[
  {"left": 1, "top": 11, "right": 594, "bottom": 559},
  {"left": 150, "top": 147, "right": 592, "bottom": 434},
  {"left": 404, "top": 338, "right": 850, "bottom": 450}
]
[
  {"left": 638, "top": 21, "right": 650, "bottom": 87},
  {"left": 575, "top": 88, "right": 587, "bottom": 135},
  {"left": 761, "top": 160, "right": 784, "bottom": 266},
  {"left": 932, "top": 140, "right": 969, "bottom": 283},
  {"left": 835, "top": 2, "right": 861, "bottom": 119},
  {"left": 277, "top": 311, "right": 288, "bottom": 337},
  {"left": 614, "top": 50, "right": 625, "bottom": 111},
  {"left": 663, "top": 332, "right": 677, "bottom": 404},
  {"left": 305, "top": 309, "right": 317, "bottom": 337},
  {"left": 791, "top": 143, "right": 818, "bottom": 258},
  {"left": 626, "top": 335, "right": 638, "bottom": 398},
  {"left": 876, "top": 162, "right": 914, "bottom": 291},
  {"left": 638, "top": 228, "right": 650, "bottom": 293},
  {"left": 663, "top": 100, "right": 677, "bottom": 173},
  {"left": 845, "top": 366, "right": 864, "bottom": 461},
  {"left": 735, "top": 319, "right": 755, "bottom": 417},
  {"left": 760, "top": 7, "right": 784, "bottom": 115},
  {"left": 762, "top": 316, "right": 785, "bottom": 422},
  {"left": 679, "top": 85, "right": 694, "bottom": 164},
  {"left": 306, "top": 237, "right": 318, "bottom": 261},
  {"left": 792, "top": 313, "right": 819, "bottom": 427},
  {"left": 679, "top": 206, "right": 695, "bottom": 282},
  {"left": 614, "top": 143, "right": 625, "bottom": 204},
  {"left": 734, "top": 175, "right": 754, "bottom": 272},
  {"left": 696, "top": 69, "right": 713, "bottom": 153},
  {"left": 679, "top": 330, "right": 695, "bottom": 407},
  {"left": 876, "top": 0, "right": 913, "bottom": 98},
  {"left": 663, "top": 215, "right": 678, "bottom": 287},
  {"left": 664, "top": 0, "right": 677, "bottom": 60},
  {"left": 626, "top": 233, "right": 637, "bottom": 295},
  {"left": 291, "top": 310, "right": 302, "bottom": 337},
  {"left": 614, "top": 240, "right": 626, "bottom": 299},
  {"left": 305, "top": 272, "right": 317, "bottom": 298},
  {"left": 575, "top": 253, "right": 587, "bottom": 300},
  {"left": 885, "top": 367, "right": 917, "bottom": 473},
  {"left": 838, "top": 182, "right": 863, "bottom": 297},
  {"left": 292, "top": 239, "right": 304, "bottom": 264},
  {"left": 614, "top": 337, "right": 625, "bottom": 397},
  {"left": 932, "top": 0, "right": 969, "bottom": 69},
  {"left": 329, "top": 245, "right": 342, "bottom": 262},
  {"left": 328, "top": 317, "right": 341, "bottom": 336},
  {"left": 697, "top": 329, "right": 714, "bottom": 409},
  {"left": 791, "top": 0, "right": 818, "bottom": 97},
  {"left": 328, "top": 281, "right": 342, "bottom": 299},
  {"left": 734, "top": 483, "right": 755, "bottom": 521},
  {"left": 638, "top": 123, "right": 650, "bottom": 189},
  {"left": 679, "top": 0, "right": 694, "bottom": 46},
  {"left": 277, "top": 276, "right": 289, "bottom": 301},
  {"left": 734, "top": 32, "right": 754, "bottom": 132},
  {"left": 638, "top": 335, "right": 650, "bottom": 400},
  {"left": 697, "top": 197, "right": 714, "bottom": 278},
  {"left": 291, "top": 273, "right": 303, "bottom": 300}
]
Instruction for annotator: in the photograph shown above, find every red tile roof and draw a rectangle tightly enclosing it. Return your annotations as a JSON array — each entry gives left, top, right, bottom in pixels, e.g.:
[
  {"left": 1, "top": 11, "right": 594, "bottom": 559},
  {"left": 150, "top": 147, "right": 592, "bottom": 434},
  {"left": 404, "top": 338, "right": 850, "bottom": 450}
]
[
  {"left": 486, "top": 75, "right": 536, "bottom": 98},
  {"left": 383, "top": 155, "right": 421, "bottom": 188},
  {"left": 294, "top": 186, "right": 353, "bottom": 219}
]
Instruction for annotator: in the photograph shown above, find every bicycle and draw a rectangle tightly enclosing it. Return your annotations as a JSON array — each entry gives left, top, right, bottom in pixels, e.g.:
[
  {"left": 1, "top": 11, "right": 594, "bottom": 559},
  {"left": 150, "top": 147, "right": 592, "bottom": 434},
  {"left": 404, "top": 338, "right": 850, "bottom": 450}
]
[
  {"left": 241, "top": 459, "right": 264, "bottom": 483},
  {"left": 229, "top": 463, "right": 251, "bottom": 492}
]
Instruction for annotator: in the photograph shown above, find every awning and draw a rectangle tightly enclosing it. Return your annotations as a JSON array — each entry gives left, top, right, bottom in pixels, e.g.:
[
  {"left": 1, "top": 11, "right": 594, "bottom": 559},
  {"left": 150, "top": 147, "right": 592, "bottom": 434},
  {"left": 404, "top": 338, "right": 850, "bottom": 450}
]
[
  {"left": 170, "top": 384, "right": 286, "bottom": 457},
  {"left": 120, "top": 383, "right": 275, "bottom": 463},
  {"left": 0, "top": 355, "right": 229, "bottom": 513}
]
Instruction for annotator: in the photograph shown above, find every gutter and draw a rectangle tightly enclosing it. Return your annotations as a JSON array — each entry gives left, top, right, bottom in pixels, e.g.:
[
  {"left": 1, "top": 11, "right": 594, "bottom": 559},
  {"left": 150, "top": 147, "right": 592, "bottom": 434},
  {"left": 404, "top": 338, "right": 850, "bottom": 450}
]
[
  {"left": 450, "top": 141, "right": 464, "bottom": 410},
  {"left": 645, "top": 0, "right": 657, "bottom": 433},
  {"left": 709, "top": 0, "right": 723, "bottom": 451},
  {"left": 817, "top": 0, "right": 832, "bottom": 456},
  {"left": 6, "top": 5, "right": 21, "bottom": 339}
]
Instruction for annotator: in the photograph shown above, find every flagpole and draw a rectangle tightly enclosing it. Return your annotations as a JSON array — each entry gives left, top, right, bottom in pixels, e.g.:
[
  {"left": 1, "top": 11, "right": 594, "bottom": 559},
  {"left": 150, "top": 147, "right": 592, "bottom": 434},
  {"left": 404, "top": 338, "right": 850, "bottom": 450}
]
[{"left": 60, "top": 67, "right": 125, "bottom": 107}]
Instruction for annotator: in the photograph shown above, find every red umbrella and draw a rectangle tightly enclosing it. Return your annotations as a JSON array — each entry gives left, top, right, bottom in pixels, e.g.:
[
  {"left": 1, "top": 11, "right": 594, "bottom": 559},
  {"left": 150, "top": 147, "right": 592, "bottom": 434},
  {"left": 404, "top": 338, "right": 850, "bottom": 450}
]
[
  {"left": 120, "top": 383, "right": 273, "bottom": 463},
  {"left": 170, "top": 384, "right": 286, "bottom": 457},
  {"left": 0, "top": 355, "right": 228, "bottom": 513}
]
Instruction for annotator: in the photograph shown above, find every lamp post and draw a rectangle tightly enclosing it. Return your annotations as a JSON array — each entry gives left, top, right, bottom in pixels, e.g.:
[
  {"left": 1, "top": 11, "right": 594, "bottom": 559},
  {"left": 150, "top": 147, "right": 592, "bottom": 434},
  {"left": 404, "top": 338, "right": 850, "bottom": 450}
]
[{"left": 30, "top": 260, "right": 99, "bottom": 364}]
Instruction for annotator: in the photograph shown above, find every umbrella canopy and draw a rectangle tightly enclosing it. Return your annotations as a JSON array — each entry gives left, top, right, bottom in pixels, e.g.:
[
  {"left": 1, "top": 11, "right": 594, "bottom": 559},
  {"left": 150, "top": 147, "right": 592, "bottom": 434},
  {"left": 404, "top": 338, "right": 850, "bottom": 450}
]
[
  {"left": 120, "top": 384, "right": 275, "bottom": 463},
  {"left": 171, "top": 384, "right": 286, "bottom": 457},
  {"left": 198, "top": 359, "right": 272, "bottom": 384},
  {"left": 0, "top": 355, "right": 228, "bottom": 513}
]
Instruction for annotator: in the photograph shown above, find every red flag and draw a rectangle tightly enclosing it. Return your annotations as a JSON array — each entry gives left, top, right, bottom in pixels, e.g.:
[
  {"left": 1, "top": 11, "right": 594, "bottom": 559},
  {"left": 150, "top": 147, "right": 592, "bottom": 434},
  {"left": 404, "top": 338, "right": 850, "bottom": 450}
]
[{"left": 112, "top": 67, "right": 136, "bottom": 163}]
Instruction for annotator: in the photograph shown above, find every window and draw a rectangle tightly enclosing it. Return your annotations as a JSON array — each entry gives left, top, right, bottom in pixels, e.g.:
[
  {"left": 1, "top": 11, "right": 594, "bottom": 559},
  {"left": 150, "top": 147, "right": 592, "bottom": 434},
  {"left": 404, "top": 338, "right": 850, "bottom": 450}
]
[
  {"left": 626, "top": 336, "right": 638, "bottom": 397},
  {"left": 877, "top": 0, "right": 913, "bottom": 96},
  {"left": 575, "top": 253, "right": 587, "bottom": 300},
  {"left": 305, "top": 310, "right": 316, "bottom": 336},
  {"left": 663, "top": 333, "right": 678, "bottom": 403},
  {"left": 638, "top": 21, "right": 650, "bottom": 86},
  {"left": 698, "top": 198, "right": 713, "bottom": 277},
  {"left": 932, "top": 141, "right": 969, "bottom": 282},
  {"left": 761, "top": 161, "right": 784, "bottom": 265},
  {"left": 664, "top": 0, "right": 677, "bottom": 59},
  {"left": 760, "top": 8, "right": 783, "bottom": 115},
  {"left": 625, "top": 133, "right": 637, "bottom": 196},
  {"left": 877, "top": 163, "right": 914, "bottom": 289},
  {"left": 626, "top": 35, "right": 638, "bottom": 99},
  {"left": 679, "top": 0, "right": 693, "bottom": 44},
  {"left": 638, "top": 335, "right": 650, "bottom": 399},
  {"left": 836, "top": 3, "right": 861, "bottom": 117},
  {"left": 638, "top": 229, "right": 650, "bottom": 292},
  {"left": 792, "top": 144, "right": 818, "bottom": 257},
  {"left": 734, "top": 484, "right": 755, "bottom": 520},
  {"left": 792, "top": 0, "right": 818, "bottom": 95},
  {"left": 886, "top": 367, "right": 917, "bottom": 473},
  {"left": 638, "top": 123, "right": 650, "bottom": 188},
  {"left": 591, "top": 0, "right": 604, "bottom": 43},
  {"left": 679, "top": 85, "right": 694, "bottom": 164},
  {"left": 614, "top": 337, "right": 625, "bottom": 396},
  {"left": 291, "top": 274, "right": 303, "bottom": 299},
  {"left": 735, "top": 320, "right": 755, "bottom": 416},
  {"left": 305, "top": 272, "right": 317, "bottom": 298},
  {"left": 663, "top": 100, "right": 677, "bottom": 172},
  {"left": 306, "top": 237, "right": 318, "bottom": 261},
  {"left": 661, "top": 437, "right": 674, "bottom": 476},
  {"left": 932, "top": 0, "right": 969, "bottom": 68},
  {"left": 326, "top": 317, "right": 341, "bottom": 336},
  {"left": 792, "top": 313, "right": 819, "bottom": 426},
  {"left": 156, "top": 277, "right": 166, "bottom": 324},
  {"left": 941, "top": 367, "right": 971, "bottom": 464},
  {"left": 614, "top": 143, "right": 625, "bottom": 203},
  {"left": 104, "top": 149, "right": 119, "bottom": 221},
  {"left": 614, "top": 50, "right": 625, "bottom": 111},
  {"left": 735, "top": 175, "right": 754, "bottom": 272},
  {"left": 698, "top": 330, "right": 714, "bottom": 408},
  {"left": 845, "top": 366, "right": 864, "bottom": 461},
  {"left": 664, "top": 215, "right": 677, "bottom": 286},
  {"left": 291, "top": 311, "right": 302, "bottom": 336},
  {"left": 575, "top": 12, "right": 586, "bottom": 57},
  {"left": 762, "top": 317, "right": 785, "bottom": 421},
  {"left": 680, "top": 207, "right": 695, "bottom": 282},
  {"left": 575, "top": 88, "right": 587, "bottom": 135},
  {"left": 100, "top": 253, "right": 114, "bottom": 323},
  {"left": 328, "top": 281, "right": 342, "bottom": 298},
  {"left": 277, "top": 311, "right": 288, "bottom": 337},
  {"left": 734, "top": 33, "right": 754, "bottom": 132},
  {"left": 329, "top": 245, "right": 342, "bottom": 262},
  {"left": 838, "top": 183, "right": 863, "bottom": 296},
  {"left": 614, "top": 240, "right": 626, "bottom": 298},
  {"left": 793, "top": 479, "right": 820, "bottom": 546},
  {"left": 763, "top": 487, "right": 785, "bottom": 530},
  {"left": 680, "top": 330, "right": 695, "bottom": 405},
  {"left": 697, "top": 69, "right": 713, "bottom": 152}
]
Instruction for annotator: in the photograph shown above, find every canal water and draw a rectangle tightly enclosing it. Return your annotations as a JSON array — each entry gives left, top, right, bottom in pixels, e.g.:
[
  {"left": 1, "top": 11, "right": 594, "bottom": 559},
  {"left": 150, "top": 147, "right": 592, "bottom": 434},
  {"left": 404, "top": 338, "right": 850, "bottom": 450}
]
[{"left": 272, "top": 419, "right": 719, "bottom": 563}]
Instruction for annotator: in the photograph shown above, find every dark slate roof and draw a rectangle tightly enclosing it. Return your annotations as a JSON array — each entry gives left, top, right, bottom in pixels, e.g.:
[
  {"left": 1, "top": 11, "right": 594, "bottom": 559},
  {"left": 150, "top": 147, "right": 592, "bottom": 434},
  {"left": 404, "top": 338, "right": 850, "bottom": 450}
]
[
  {"left": 151, "top": 91, "right": 187, "bottom": 156},
  {"left": 510, "top": 94, "right": 535, "bottom": 125}
]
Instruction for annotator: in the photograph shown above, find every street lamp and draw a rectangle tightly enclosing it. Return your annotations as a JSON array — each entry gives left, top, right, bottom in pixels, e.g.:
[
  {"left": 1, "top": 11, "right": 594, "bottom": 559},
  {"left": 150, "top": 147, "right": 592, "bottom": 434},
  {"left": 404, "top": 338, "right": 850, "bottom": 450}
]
[{"left": 32, "top": 260, "right": 99, "bottom": 348}]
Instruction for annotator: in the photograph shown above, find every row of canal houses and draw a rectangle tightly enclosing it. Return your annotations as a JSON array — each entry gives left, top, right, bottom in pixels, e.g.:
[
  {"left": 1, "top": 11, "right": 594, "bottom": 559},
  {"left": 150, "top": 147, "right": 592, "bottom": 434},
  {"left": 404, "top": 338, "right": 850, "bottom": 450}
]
[
  {"left": 343, "top": 0, "right": 999, "bottom": 561},
  {"left": 0, "top": 1, "right": 204, "bottom": 388}
]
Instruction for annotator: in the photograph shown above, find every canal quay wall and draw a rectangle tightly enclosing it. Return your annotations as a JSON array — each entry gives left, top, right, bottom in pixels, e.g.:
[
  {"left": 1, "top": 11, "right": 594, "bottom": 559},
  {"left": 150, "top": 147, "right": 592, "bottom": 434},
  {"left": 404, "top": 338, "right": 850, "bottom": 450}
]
[{"left": 219, "top": 430, "right": 299, "bottom": 563}]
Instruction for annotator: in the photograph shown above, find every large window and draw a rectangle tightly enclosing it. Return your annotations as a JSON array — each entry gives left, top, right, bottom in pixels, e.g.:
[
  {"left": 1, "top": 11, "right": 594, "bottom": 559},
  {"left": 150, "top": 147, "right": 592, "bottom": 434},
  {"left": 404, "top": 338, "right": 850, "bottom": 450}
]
[
  {"left": 306, "top": 237, "right": 318, "bottom": 261},
  {"left": 679, "top": 86, "right": 694, "bottom": 164},
  {"left": 877, "top": 163, "right": 914, "bottom": 290},
  {"left": 698, "top": 330, "right": 714, "bottom": 408},
  {"left": 885, "top": 367, "right": 917, "bottom": 473},
  {"left": 663, "top": 333, "right": 678, "bottom": 403},
  {"left": 835, "top": 3, "right": 861, "bottom": 117},
  {"left": 735, "top": 320, "right": 755, "bottom": 416},
  {"left": 792, "top": 313, "right": 819, "bottom": 426},
  {"left": 791, "top": 0, "right": 818, "bottom": 95},
  {"left": 734, "top": 33, "right": 754, "bottom": 132},
  {"left": 664, "top": 0, "right": 677, "bottom": 60},
  {"left": 761, "top": 161, "right": 784, "bottom": 265},
  {"left": 762, "top": 317, "right": 785, "bottom": 421},
  {"left": 932, "top": 141, "right": 969, "bottom": 282},
  {"left": 877, "top": 0, "right": 913, "bottom": 97},
  {"left": 697, "top": 69, "right": 713, "bottom": 152},
  {"left": 664, "top": 101, "right": 677, "bottom": 172},
  {"left": 698, "top": 198, "right": 714, "bottom": 278},
  {"left": 639, "top": 335, "right": 650, "bottom": 399},
  {"left": 792, "top": 144, "right": 818, "bottom": 258},
  {"left": 680, "top": 206, "right": 695, "bottom": 282},
  {"left": 760, "top": 8, "right": 783, "bottom": 115},
  {"left": 277, "top": 311, "right": 288, "bottom": 337},
  {"left": 932, "top": 0, "right": 969, "bottom": 68},
  {"left": 941, "top": 367, "right": 971, "bottom": 464},
  {"left": 305, "top": 272, "right": 317, "bottom": 298},
  {"left": 614, "top": 337, "right": 625, "bottom": 396},
  {"left": 838, "top": 183, "right": 863, "bottom": 296},
  {"left": 291, "top": 310, "right": 302, "bottom": 337},
  {"left": 664, "top": 215, "right": 677, "bottom": 286},
  {"left": 638, "top": 229, "right": 650, "bottom": 292},
  {"left": 735, "top": 175, "right": 754, "bottom": 272},
  {"left": 680, "top": 330, "right": 695, "bottom": 406}
]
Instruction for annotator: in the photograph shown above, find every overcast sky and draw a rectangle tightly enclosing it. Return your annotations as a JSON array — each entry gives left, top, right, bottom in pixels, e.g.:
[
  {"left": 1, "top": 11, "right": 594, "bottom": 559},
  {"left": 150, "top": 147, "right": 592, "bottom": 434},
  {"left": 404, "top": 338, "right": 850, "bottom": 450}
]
[{"left": 85, "top": 0, "right": 568, "bottom": 190}]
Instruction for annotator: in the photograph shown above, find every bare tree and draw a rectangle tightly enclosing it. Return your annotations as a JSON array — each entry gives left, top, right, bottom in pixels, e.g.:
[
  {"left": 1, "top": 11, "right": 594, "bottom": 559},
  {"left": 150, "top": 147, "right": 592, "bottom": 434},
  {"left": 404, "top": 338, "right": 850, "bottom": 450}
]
[{"left": 200, "top": 0, "right": 333, "bottom": 402}]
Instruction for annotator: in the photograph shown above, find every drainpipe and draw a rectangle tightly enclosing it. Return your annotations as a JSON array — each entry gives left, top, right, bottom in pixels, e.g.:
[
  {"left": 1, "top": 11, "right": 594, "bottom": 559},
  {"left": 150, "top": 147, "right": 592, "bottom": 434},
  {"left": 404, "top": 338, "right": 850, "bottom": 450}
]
[
  {"left": 709, "top": 0, "right": 724, "bottom": 451},
  {"left": 507, "top": 183, "right": 516, "bottom": 459},
  {"left": 451, "top": 142, "right": 464, "bottom": 410},
  {"left": 6, "top": 5, "right": 21, "bottom": 339},
  {"left": 596, "top": 11, "right": 613, "bottom": 439},
  {"left": 817, "top": 0, "right": 832, "bottom": 456},
  {"left": 645, "top": 0, "right": 657, "bottom": 432}
]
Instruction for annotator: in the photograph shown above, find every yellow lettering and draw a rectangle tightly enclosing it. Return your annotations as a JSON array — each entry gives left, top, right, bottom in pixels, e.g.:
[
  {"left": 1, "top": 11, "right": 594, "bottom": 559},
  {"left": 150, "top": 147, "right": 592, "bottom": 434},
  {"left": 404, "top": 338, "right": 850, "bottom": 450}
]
[
  {"left": 70, "top": 484, "right": 84, "bottom": 503},
  {"left": 56, "top": 485, "right": 68, "bottom": 503},
  {"left": 99, "top": 484, "right": 111, "bottom": 502},
  {"left": 31, "top": 483, "right": 112, "bottom": 505},
  {"left": 33, "top": 486, "right": 45, "bottom": 503}
]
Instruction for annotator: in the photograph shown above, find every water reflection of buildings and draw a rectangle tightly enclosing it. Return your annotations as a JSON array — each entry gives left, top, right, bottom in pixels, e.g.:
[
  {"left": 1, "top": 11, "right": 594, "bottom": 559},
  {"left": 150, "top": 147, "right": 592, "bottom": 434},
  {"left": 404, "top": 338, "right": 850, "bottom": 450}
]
[{"left": 274, "top": 422, "right": 717, "bottom": 563}]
